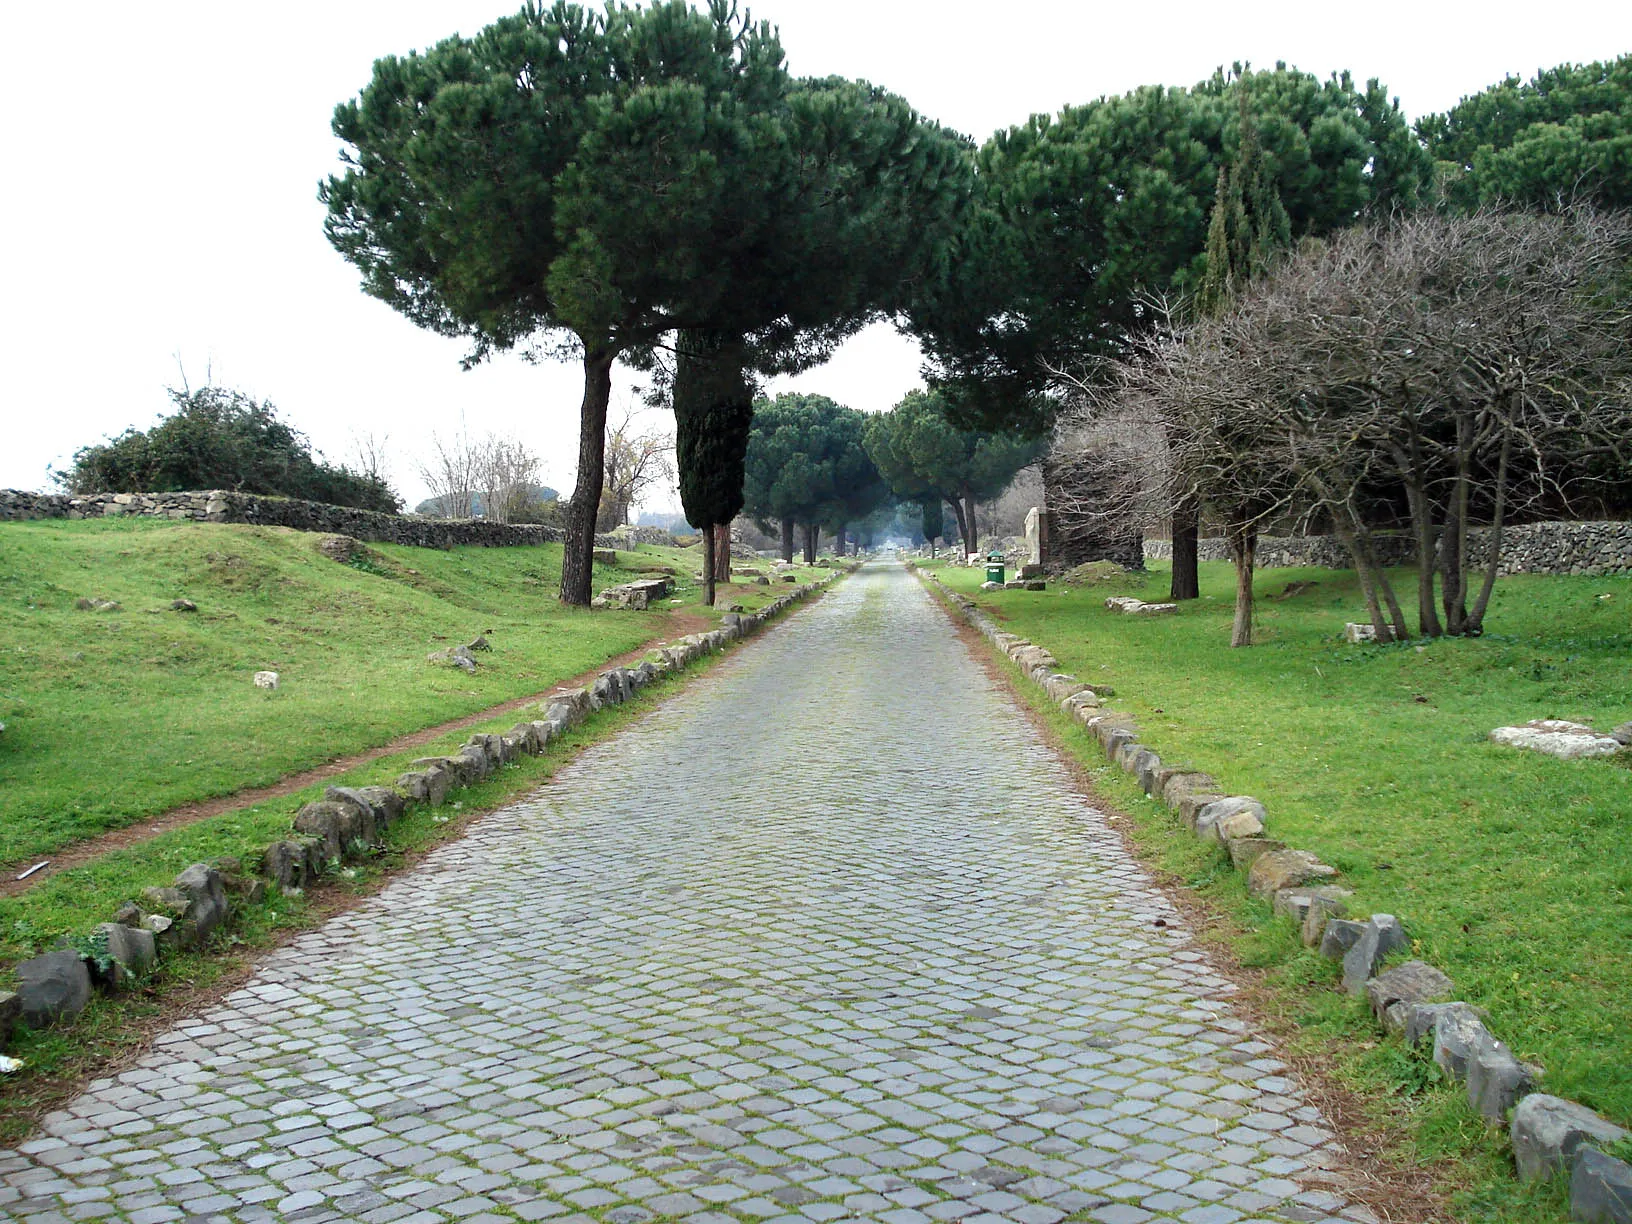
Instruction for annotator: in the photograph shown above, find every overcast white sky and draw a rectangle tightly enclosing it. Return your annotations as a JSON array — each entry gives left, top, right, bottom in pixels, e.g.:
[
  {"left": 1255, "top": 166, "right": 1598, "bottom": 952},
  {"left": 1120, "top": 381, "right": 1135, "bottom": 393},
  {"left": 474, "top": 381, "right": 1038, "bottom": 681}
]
[{"left": 3, "top": 1, "right": 1628, "bottom": 511}]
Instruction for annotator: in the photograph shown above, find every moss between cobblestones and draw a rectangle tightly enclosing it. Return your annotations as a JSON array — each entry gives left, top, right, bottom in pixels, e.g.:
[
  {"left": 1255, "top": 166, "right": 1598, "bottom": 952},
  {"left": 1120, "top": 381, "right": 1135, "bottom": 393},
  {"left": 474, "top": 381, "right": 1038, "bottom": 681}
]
[
  {"left": 0, "top": 592, "right": 826, "bottom": 1140},
  {"left": 917, "top": 573, "right": 1579, "bottom": 1224}
]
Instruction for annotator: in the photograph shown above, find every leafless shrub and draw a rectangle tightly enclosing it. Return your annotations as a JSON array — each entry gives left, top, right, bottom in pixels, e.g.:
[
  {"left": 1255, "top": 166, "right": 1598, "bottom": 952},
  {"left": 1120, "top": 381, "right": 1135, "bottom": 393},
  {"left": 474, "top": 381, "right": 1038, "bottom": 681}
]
[{"left": 1066, "top": 207, "right": 1632, "bottom": 644}]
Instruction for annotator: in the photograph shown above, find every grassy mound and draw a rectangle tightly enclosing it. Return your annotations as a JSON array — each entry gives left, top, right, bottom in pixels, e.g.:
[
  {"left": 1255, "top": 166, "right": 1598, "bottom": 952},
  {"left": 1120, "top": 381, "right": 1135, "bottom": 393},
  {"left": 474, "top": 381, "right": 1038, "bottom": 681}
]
[{"left": 0, "top": 518, "right": 738, "bottom": 865}]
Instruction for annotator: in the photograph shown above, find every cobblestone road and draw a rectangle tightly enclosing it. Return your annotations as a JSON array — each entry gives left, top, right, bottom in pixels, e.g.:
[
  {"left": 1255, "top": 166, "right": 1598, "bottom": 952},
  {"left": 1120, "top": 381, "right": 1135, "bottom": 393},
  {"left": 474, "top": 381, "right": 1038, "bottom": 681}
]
[{"left": 0, "top": 565, "right": 1369, "bottom": 1224}]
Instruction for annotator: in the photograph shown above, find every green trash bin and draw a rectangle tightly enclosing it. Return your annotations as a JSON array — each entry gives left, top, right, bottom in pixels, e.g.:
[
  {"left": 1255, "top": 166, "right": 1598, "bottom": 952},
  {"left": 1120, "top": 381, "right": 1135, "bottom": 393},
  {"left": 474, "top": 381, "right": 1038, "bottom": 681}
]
[{"left": 985, "top": 562, "right": 1005, "bottom": 585}]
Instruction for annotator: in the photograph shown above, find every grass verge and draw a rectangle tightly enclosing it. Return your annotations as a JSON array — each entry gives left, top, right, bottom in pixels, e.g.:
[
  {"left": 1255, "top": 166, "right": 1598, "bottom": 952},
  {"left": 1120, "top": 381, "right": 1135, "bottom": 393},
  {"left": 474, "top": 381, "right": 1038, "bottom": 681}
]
[
  {"left": 0, "top": 517, "right": 829, "bottom": 866},
  {"left": 920, "top": 561, "right": 1629, "bottom": 1224}
]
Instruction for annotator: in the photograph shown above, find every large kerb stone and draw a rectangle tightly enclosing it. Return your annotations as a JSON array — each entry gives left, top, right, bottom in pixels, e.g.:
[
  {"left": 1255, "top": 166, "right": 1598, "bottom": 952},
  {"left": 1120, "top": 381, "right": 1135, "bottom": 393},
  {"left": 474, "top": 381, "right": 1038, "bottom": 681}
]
[
  {"left": 16, "top": 950, "right": 92, "bottom": 1028},
  {"left": 1433, "top": 1002, "right": 1493, "bottom": 1082},
  {"left": 1511, "top": 1095, "right": 1629, "bottom": 1182},
  {"left": 93, "top": 922, "right": 157, "bottom": 989},
  {"left": 1341, "top": 913, "right": 1408, "bottom": 995},
  {"left": 1571, "top": 1147, "right": 1632, "bottom": 1223},
  {"left": 1365, "top": 960, "right": 1453, "bottom": 1027},
  {"left": 170, "top": 864, "right": 229, "bottom": 947},
  {"left": 1196, "top": 797, "right": 1266, "bottom": 842},
  {"left": 1246, "top": 850, "right": 1337, "bottom": 900}
]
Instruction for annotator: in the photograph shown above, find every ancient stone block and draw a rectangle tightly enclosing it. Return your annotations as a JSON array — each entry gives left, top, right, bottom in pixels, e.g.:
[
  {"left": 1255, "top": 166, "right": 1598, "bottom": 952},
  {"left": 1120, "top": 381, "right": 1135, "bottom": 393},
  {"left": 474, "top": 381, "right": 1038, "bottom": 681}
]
[
  {"left": 1570, "top": 1147, "right": 1632, "bottom": 1223},
  {"left": 1246, "top": 850, "right": 1338, "bottom": 900},
  {"left": 1512, "top": 1095, "right": 1630, "bottom": 1183},
  {"left": 1341, "top": 913, "right": 1409, "bottom": 995},
  {"left": 17, "top": 950, "right": 92, "bottom": 1028},
  {"left": 1319, "top": 918, "right": 1367, "bottom": 960},
  {"left": 1489, "top": 719, "right": 1622, "bottom": 760},
  {"left": 1364, "top": 960, "right": 1453, "bottom": 1025}
]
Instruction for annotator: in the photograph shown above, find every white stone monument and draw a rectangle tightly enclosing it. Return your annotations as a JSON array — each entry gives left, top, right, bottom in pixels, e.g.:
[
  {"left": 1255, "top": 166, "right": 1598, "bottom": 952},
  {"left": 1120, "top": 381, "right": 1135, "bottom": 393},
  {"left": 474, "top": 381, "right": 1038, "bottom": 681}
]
[{"left": 1024, "top": 506, "right": 1043, "bottom": 566}]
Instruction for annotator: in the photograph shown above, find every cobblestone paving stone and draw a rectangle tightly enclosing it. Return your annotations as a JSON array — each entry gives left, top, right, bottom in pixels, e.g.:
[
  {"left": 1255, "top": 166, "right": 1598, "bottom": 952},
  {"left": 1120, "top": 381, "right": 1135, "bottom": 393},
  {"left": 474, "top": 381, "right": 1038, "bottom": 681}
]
[{"left": 0, "top": 565, "right": 1373, "bottom": 1224}]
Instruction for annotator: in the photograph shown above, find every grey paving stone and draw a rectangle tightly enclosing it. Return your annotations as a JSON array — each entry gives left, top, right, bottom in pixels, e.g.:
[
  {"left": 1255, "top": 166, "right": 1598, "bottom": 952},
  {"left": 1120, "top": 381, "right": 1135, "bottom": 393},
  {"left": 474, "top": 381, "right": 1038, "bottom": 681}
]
[{"left": 0, "top": 568, "right": 1360, "bottom": 1223}]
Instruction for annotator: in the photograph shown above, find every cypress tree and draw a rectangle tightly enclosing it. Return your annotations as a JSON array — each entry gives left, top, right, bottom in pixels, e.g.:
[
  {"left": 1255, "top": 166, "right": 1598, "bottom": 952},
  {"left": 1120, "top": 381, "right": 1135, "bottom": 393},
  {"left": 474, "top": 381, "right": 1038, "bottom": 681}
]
[
  {"left": 1194, "top": 81, "right": 1295, "bottom": 645},
  {"left": 921, "top": 499, "right": 944, "bottom": 558},
  {"left": 674, "top": 331, "right": 753, "bottom": 607}
]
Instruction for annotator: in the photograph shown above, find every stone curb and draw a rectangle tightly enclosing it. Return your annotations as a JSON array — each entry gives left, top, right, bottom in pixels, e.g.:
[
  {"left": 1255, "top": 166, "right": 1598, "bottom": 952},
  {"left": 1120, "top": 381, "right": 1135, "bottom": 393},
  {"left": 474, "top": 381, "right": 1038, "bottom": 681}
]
[
  {"left": 0, "top": 570, "right": 846, "bottom": 1055},
  {"left": 910, "top": 564, "right": 1632, "bottom": 1215}
]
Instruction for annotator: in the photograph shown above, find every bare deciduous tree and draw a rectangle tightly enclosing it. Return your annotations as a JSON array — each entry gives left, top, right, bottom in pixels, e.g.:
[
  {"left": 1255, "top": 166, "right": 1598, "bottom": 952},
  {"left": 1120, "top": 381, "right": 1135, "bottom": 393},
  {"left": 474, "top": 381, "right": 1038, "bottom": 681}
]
[
  {"left": 476, "top": 435, "right": 543, "bottom": 525},
  {"left": 417, "top": 427, "right": 480, "bottom": 520},
  {"left": 1064, "top": 207, "right": 1632, "bottom": 645},
  {"left": 349, "top": 431, "right": 394, "bottom": 489},
  {"left": 417, "top": 426, "right": 544, "bottom": 523},
  {"left": 598, "top": 406, "right": 675, "bottom": 533}
]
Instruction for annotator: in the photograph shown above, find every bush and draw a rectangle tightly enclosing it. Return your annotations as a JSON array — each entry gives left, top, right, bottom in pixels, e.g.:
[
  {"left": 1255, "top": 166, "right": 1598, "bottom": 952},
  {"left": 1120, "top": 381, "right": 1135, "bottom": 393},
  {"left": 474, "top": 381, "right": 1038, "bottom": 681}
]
[{"left": 56, "top": 386, "right": 400, "bottom": 513}]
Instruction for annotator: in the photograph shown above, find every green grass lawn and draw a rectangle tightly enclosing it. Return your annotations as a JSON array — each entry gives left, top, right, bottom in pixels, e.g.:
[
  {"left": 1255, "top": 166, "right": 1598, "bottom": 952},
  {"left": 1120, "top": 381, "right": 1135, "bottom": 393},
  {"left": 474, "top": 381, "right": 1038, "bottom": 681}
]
[
  {"left": 928, "top": 559, "right": 1632, "bottom": 1132},
  {"left": 0, "top": 518, "right": 818, "bottom": 866}
]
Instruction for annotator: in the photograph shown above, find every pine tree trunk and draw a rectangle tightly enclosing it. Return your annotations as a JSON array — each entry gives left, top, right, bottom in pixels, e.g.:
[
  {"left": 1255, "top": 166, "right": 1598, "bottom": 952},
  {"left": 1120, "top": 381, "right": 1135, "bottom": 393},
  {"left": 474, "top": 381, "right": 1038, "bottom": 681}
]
[
  {"left": 834, "top": 525, "right": 847, "bottom": 558},
  {"left": 1227, "top": 519, "right": 1256, "bottom": 648},
  {"left": 560, "top": 349, "right": 614, "bottom": 607},
  {"left": 963, "top": 496, "right": 979, "bottom": 556},
  {"left": 801, "top": 522, "right": 815, "bottom": 564},
  {"left": 780, "top": 518, "right": 795, "bottom": 562},
  {"left": 702, "top": 523, "right": 717, "bottom": 608},
  {"left": 948, "top": 500, "right": 970, "bottom": 559},
  {"left": 716, "top": 526, "right": 732, "bottom": 583},
  {"left": 1169, "top": 494, "right": 1200, "bottom": 601}
]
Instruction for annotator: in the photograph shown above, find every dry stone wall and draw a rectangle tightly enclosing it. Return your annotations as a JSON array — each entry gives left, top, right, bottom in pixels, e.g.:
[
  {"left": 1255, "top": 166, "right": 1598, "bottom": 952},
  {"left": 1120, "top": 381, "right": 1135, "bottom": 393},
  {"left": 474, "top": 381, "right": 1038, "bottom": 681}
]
[
  {"left": 1143, "top": 520, "right": 1632, "bottom": 577},
  {"left": 0, "top": 488, "right": 670, "bottom": 551}
]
